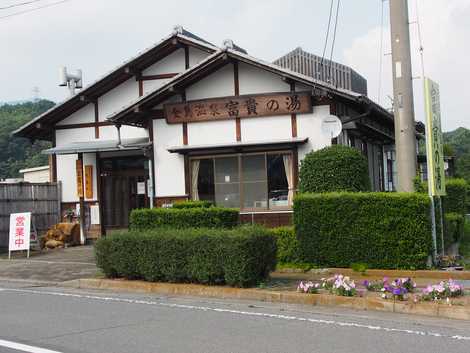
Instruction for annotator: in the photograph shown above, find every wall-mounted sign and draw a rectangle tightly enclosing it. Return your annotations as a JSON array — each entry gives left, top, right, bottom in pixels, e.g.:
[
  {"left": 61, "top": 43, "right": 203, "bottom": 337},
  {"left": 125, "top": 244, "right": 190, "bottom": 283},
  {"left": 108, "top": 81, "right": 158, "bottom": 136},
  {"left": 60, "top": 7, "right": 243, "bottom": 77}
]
[
  {"left": 85, "top": 165, "right": 93, "bottom": 199},
  {"left": 76, "top": 159, "right": 84, "bottom": 198},
  {"left": 164, "top": 92, "right": 312, "bottom": 124},
  {"left": 9, "top": 212, "right": 31, "bottom": 258},
  {"left": 424, "top": 77, "right": 445, "bottom": 196}
]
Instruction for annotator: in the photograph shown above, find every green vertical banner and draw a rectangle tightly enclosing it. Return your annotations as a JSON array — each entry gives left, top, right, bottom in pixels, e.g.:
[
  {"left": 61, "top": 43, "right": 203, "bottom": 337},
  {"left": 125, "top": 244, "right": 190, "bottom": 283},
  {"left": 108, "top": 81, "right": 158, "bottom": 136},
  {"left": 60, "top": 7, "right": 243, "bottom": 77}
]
[{"left": 424, "top": 77, "right": 446, "bottom": 196}]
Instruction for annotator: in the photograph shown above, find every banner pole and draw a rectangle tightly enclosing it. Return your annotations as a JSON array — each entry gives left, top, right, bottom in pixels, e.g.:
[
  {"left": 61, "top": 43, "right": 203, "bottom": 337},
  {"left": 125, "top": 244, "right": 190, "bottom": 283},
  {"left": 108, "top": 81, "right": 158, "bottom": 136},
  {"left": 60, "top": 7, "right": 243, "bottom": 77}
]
[
  {"left": 438, "top": 196, "right": 445, "bottom": 255},
  {"left": 429, "top": 195, "right": 438, "bottom": 262}
]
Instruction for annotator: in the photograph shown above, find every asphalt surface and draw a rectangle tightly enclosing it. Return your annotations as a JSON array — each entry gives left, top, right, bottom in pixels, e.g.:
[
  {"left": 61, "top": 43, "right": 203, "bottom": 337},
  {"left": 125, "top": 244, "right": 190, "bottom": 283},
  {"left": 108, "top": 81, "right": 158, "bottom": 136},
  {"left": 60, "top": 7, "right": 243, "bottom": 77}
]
[{"left": 0, "top": 281, "right": 469, "bottom": 353}]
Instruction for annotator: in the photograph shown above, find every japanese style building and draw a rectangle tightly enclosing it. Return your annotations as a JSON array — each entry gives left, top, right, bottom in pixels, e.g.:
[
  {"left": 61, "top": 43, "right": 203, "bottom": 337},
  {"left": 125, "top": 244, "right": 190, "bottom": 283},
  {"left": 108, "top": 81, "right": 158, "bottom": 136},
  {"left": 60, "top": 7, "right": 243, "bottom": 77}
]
[{"left": 14, "top": 26, "right": 398, "bottom": 238}]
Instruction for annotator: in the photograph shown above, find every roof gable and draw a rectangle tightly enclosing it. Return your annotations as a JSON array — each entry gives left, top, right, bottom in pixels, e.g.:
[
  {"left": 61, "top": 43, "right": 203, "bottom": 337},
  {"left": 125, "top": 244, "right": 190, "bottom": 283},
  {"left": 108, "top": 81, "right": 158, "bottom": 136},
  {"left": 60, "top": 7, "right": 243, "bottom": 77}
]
[{"left": 14, "top": 28, "right": 217, "bottom": 140}]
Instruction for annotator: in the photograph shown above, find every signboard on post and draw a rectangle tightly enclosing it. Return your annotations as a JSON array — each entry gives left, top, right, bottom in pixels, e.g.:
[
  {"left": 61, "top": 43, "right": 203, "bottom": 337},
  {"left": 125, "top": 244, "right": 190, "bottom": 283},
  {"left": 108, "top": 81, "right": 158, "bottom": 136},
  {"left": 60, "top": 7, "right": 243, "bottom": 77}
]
[
  {"left": 76, "top": 159, "right": 84, "bottom": 198},
  {"left": 9, "top": 212, "right": 31, "bottom": 259},
  {"left": 424, "top": 77, "right": 446, "bottom": 196},
  {"left": 85, "top": 165, "right": 93, "bottom": 199}
]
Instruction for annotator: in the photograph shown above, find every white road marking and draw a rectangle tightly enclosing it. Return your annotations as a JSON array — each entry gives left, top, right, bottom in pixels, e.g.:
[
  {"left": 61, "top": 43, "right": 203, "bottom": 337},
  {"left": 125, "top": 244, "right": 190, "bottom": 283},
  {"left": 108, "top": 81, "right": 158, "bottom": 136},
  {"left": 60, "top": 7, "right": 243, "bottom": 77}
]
[
  {"left": 1, "top": 287, "right": 470, "bottom": 342},
  {"left": 0, "top": 339, "right": 63, "bottom": 353}
]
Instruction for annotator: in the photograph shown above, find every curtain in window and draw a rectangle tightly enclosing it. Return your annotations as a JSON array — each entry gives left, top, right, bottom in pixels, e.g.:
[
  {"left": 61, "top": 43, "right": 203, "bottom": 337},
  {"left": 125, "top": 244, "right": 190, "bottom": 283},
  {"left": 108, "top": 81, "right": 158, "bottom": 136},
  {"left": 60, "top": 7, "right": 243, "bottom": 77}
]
[
  {"left": 283, "top": 155, "right": 294, "bottom": 206},
  {"left": 191, "top": 160, "right": 200, "bottom": 201}
]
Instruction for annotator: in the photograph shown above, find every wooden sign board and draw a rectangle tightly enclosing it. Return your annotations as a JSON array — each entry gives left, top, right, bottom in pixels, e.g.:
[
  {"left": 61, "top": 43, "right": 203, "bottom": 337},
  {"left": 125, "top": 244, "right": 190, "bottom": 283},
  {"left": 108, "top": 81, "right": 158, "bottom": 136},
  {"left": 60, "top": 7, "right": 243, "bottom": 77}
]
[
  {"left": 85, "top": 165, "right": 93, "bottom": 199},
  {"left": 76, "top": 159, "right": 84, "bottom": 198},
  {"left": 164, "top": 92, "right": 312, "bottom": 124}
]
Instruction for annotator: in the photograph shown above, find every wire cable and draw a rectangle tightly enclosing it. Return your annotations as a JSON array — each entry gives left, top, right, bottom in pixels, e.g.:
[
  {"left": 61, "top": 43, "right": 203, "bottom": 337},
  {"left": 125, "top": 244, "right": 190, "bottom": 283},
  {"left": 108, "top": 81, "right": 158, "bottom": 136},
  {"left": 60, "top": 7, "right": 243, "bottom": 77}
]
[
  {"left": 414, "top": 0, "right": 425, "bottom": 80},
  {"left": 0, "top": 0, "right": 44, "bottom": 10},
  {"left": 0, "top": 0, "right": 71, "bottom": 20},
  {"left": 328, "top": 0, "right": 341, "bottom": 86},
  {"left": 320, "top": 0, "right": 334, "bottom": 82}
]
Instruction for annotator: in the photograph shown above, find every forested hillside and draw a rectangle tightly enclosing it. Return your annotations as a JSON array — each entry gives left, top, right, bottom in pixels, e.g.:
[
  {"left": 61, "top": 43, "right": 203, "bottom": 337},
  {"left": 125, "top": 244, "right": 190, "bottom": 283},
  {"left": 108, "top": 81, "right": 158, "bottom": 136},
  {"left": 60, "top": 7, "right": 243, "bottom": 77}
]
[
  {"left": 0, "top": 100, "right": 54, "bottom": 179},
  {"left": 444, "top": 127, "right": 470, "bottom": 182}
]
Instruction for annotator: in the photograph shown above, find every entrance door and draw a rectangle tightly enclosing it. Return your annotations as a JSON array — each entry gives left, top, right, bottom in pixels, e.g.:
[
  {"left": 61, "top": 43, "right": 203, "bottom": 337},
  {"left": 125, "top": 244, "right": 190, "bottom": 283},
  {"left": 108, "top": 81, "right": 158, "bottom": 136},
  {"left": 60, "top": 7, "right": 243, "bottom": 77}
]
[{"left": 100, "top": 156, "right": 149, "bottom": 229}]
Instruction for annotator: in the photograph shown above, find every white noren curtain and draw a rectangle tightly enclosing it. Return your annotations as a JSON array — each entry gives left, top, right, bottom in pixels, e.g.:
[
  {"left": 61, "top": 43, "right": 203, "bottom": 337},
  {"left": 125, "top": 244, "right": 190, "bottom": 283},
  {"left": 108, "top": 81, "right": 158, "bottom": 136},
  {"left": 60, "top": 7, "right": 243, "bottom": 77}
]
[
  {"left": 283, "top": 154, "right": 294, "bottom": 206},
  {"left": 191, "top": 160, "right": 200, "bottom": 201}
]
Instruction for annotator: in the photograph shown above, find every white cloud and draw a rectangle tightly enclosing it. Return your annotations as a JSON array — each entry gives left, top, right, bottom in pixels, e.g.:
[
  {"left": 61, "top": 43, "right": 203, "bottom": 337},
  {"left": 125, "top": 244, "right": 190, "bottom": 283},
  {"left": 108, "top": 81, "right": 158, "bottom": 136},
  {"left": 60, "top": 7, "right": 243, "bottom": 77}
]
[{"left": 343, "top": 0, "right": 470, "bottom": 131}]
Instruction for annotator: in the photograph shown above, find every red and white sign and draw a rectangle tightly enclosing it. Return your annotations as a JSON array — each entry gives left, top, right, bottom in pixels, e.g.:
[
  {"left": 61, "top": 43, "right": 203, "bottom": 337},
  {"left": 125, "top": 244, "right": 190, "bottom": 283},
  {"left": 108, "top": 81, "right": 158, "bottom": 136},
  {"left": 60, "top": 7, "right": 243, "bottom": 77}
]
[{"left": 9, "top": 212, "right": 31, "bottom": 255}]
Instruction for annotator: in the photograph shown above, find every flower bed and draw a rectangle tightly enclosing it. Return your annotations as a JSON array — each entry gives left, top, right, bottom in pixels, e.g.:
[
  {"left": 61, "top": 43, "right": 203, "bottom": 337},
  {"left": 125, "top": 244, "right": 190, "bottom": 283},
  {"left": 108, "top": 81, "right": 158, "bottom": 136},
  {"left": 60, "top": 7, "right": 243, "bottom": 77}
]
[{"left": 296, "top": 274, "right": 466, "bottom": 304}]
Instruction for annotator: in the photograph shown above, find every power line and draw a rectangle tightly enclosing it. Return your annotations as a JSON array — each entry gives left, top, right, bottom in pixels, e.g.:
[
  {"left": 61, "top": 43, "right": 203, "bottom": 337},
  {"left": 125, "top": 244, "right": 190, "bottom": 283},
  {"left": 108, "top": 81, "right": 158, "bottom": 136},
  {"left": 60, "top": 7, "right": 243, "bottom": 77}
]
[
  {"left": 414, "top": 0, "right": 425, "bottom": 80},
  {"left": 320, "top": 0, "right": 334, "bottom": 82},
  {"left": 0, "top": 0, "right": 71, "bottom": 20},
  {"left": 328, "top": 0, "right": 341, "bottom": 85},
  {"left": 0, "top": 0, "right": 44, "bottom": 10}
]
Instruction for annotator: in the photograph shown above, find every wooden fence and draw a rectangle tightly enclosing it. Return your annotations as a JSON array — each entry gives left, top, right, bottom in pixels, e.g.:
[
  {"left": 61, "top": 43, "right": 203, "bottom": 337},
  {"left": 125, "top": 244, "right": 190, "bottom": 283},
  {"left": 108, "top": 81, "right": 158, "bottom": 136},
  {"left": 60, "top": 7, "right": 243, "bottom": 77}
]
[{"left": 0, "top": 182, "right": 61, "bottom": 248}]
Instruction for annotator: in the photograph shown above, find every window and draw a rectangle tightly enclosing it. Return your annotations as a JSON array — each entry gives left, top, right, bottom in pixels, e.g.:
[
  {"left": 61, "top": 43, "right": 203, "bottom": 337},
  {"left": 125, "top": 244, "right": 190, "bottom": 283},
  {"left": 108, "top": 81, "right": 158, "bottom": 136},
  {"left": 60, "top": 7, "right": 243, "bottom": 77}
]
[{"left": 191, "top": 152, "right": 293, "bottom": 210}]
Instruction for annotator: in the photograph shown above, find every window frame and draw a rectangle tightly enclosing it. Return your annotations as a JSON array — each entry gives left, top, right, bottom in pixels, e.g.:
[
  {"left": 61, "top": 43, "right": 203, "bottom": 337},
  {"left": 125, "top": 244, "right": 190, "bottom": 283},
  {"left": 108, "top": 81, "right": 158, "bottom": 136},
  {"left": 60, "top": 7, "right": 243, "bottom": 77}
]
[{"left": 189, "top": 149, "right": 294, "bottom": 211}]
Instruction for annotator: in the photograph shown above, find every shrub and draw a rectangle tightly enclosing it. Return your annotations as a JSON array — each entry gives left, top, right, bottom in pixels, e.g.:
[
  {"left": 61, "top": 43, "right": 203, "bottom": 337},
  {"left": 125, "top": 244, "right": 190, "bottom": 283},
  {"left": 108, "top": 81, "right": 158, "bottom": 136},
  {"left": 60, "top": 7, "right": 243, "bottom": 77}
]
[
  {"left": 172, "top": 200, "right": 213, "bottom": 209},
  {"left": 299, "top": 145, "right": 370, "bottom": 193},
  {"left": 95, "top": 226, "right": 277, "bottom": 287},
  {"left": 130, "top": 207, "right": 239, "bottom": 230},
  {"left": 444, "top": 212, "right": 465, "bottom": 245},
  {"left": 271, "top": 227, "right": 300, "bottom": 263},
  {"left": 443, "top": 178, "right": 468, "bottom": 215},
  {"left": 294, "top": 192, "right": 432, "bottom": 269}
]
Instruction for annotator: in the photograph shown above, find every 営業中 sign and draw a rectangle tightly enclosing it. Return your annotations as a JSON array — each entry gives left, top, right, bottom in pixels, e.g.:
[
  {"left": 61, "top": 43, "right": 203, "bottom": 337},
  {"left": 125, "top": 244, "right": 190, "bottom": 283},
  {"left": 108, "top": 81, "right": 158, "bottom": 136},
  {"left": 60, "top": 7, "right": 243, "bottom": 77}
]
[
  {"left": 9, "top": 212, "right": 31, "bottom": 258},
  {"left": 424, "top": 77, "right": 446, "bottom": 196}
]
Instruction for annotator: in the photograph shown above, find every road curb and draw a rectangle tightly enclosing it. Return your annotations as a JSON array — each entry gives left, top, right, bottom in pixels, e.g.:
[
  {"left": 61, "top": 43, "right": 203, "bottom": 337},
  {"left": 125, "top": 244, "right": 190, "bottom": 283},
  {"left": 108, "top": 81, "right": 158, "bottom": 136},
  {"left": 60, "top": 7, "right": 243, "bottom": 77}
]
[
  {"left": 61, "top": 278, "right": 470, "bottom": 321},
  {"left": 276, "top": 268, "right": 470, "bottom": 280}
]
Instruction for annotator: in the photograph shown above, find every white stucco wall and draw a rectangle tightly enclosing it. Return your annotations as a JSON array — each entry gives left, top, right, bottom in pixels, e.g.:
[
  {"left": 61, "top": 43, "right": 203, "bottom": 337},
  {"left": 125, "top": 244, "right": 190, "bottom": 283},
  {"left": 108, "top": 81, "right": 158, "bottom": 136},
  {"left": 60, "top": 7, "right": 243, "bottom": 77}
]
[
  {"left": 99, "top": 125, "right": 148, "bottom": 140},
  {"left": 188, "top": 47, "right": 209, "bottom": 67},
  {"left": 185, "top": 64, "right": 235, "bottom": 100},
  {"left": 187, "top": 120, "right": 235, "bottom": 145},
  {"left": 241, "top": 115, "right": 291, "bottom": 142},
  {"left": 297, "top": 105, "right": 332, "bottom": 163},
  {"left": 238, "top": 62, "right": 290, "bottom": 95},
  {"left": 98, "top": 77, "right": 139, "bottom": 121},
  {"left": 22, "top": 168, "right": 50, "bottom": 183},
  {"left": 56, "top": 103, "right": 94, "bottom": 126},
  {"left": 153, "top": 119, "right": 186, "bottom": 197},
  {"left": 142, "top": 48, "right": 185, "bottom": 75}
]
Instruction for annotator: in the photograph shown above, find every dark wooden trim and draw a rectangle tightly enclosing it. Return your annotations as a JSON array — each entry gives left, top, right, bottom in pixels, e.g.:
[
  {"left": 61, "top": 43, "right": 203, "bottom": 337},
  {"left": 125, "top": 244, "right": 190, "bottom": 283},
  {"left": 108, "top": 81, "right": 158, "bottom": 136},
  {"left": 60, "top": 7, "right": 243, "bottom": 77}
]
[
  {"left": 77, "top": 153, "right": 86, "bottom": 241},
  {"left": 138, "top": 79, "right": 144, "bottom": 97},
  {"left": 184, "top": 46, "right": 190, "bottom": 70},
  {"left": 184, "top": 155, "right": 190, "bottom": 196},
  {"left": 182, "top": 123, "right": 188, "bottom": 145},
  {"left": 96, "top": 152, "right": 106, "bottom": 237},
  {"left": 139, "top": 73, "right": 178, "bottom": 81},
  {"left": 50, "top": 132, "right": 57, "bottom": 182},
  {"left": 55, "top": 121, "right": 114, "bottom": 130},
  {"left": 290, "top": 82, "right": 297, "bottom": 138},
  {"left": 233, "top": 62, "right": 241, "bottom": 141},
  {"left": 94, "top": 101, "right": 100, "bottom": 139},
  {"left": 292, "top": 146, "right": 299, "bottom": 191}
]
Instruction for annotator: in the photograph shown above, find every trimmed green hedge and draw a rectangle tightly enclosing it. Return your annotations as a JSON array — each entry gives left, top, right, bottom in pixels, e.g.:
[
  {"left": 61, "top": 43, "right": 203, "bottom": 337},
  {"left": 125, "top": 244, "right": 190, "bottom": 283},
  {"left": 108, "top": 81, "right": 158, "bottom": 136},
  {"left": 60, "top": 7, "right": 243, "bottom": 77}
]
[
  {"left": 443, "top": 178, "right": 468, "bottom": 215},
  {"left": 172, "top": 200, "right": 213, "bottom": 209},
  {"left": 294, "top": 192, "right": 432, "bottom": 269},
  {"left": 130, "top": 207, "right": 239, "bottom": 230},
  {"left": 299, "top": 145, "right": 371, "bottom": 193},
  {"left": 95, "top": 226, "right": 277, "bottom": 287},
  {"left": 444, "top": 212, "right": 465, "bottom": 245},
  {"left": 271, "top": 227, "right": 300, "bottom": 263}
]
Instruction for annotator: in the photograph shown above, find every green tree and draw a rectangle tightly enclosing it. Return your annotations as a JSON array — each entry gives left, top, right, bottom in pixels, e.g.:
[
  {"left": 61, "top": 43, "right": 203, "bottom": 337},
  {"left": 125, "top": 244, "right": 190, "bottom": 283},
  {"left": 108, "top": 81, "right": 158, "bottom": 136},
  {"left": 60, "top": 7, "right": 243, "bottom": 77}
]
[{"left": 0, "top": 100, "right": 55, "bottom": 178}]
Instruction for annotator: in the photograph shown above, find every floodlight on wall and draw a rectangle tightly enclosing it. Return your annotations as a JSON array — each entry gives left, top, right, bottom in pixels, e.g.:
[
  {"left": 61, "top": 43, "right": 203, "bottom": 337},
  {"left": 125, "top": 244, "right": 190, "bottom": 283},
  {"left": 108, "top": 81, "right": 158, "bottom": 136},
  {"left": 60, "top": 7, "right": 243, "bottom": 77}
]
[{"left": 59, "top": 66, "right": 83, "bottom": 96}]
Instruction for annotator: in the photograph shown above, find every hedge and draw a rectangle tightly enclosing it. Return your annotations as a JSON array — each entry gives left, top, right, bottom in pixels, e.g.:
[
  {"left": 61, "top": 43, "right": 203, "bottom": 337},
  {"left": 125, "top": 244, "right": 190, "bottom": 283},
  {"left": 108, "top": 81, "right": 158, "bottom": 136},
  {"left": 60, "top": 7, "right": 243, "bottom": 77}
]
[
  {"left": 294, "top": 192, "right": 432, "bottom": 269},
  {"left": 129, "top": 207, "right": 239, "bottom": 230},
  {"left": 444, "top": 212, "right": 465, "bottom": 245},
  {"left": 95, "top": 226, "right": 277, "bottom": 287},
  {"left": 271, "top": 227, "right": 300, "bottom": 263},
  {"left": 172, "top": 200, "right": 213, "bottom": 209},
  {"left": 299, "top": 145, "right": 371, "bottom": 193},
  {"left": 443, "top": 178, "right": 468, "bottom": 215}
]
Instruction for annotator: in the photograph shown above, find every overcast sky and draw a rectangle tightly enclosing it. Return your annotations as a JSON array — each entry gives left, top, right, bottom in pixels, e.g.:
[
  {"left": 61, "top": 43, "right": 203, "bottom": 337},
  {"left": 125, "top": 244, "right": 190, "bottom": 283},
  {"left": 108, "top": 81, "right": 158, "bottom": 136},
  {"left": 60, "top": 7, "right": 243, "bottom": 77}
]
[{"left": 1, "top": 0, "right": 469, "bottom": 131}]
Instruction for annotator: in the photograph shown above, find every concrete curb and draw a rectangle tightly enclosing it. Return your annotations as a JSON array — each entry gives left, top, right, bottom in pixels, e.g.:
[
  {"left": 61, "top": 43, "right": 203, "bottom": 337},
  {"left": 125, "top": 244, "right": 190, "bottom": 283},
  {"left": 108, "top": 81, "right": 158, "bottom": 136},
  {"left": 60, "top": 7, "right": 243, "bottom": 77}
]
[
  {"left": 62, "top": 278, "right": 470, "bottom": 321},
  {"left": 276, "top": 268, "right": 470, "bottom": 280}
]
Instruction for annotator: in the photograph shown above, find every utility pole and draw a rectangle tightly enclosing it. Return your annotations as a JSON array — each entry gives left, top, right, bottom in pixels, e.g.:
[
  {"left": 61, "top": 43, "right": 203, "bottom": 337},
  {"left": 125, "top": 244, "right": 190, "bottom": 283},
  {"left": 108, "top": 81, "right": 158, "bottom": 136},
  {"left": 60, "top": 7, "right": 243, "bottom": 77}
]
[{"left": 389, "top": 0, "right": 417, "bottom": 192}]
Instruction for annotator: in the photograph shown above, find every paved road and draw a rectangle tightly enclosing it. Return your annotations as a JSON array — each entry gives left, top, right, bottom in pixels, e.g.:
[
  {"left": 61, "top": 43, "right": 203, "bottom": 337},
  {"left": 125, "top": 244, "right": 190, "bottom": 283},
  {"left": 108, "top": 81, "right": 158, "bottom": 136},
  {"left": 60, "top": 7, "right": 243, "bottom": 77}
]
[{"left": 0, "top": 281, "right": 469, "bottom": 353}]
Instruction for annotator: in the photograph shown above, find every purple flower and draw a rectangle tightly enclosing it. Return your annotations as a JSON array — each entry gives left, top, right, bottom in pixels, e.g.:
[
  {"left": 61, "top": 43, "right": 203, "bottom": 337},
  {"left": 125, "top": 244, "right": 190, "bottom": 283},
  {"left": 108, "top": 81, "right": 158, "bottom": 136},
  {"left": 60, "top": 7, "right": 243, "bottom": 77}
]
[{"left": 362, "top": 280, "right": 370, "bottom": 287}]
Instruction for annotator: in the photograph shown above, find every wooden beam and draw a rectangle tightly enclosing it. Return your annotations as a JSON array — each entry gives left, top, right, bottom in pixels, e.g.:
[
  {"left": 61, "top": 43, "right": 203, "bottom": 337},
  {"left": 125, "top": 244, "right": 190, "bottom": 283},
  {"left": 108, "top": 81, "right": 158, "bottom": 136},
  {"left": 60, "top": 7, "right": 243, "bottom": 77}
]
[
  {"left": 184, "top": 46, "right": 190, "bottom": 70},
  {"left": 139, "top": 73, "right": 179, "bottom": 81},
  {"left": 94, "top": 101, "right": 100, "bottom": 139},
  {"left": 55, "top": 121, "right": 114, "bottom": 130},
  {"left": 290, "top": 82, "right": 297, "bottom": 138},
  {"left": 233, "top": 62, "right": 241, "bottom": 142}
]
